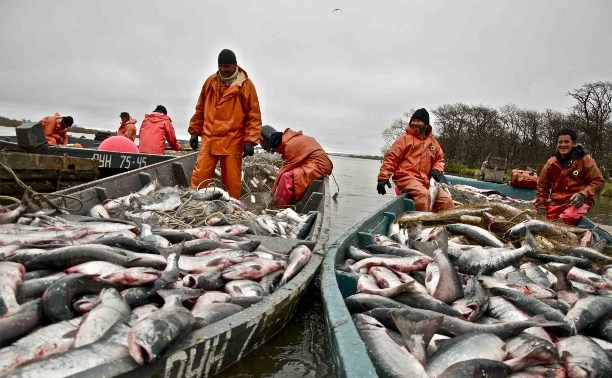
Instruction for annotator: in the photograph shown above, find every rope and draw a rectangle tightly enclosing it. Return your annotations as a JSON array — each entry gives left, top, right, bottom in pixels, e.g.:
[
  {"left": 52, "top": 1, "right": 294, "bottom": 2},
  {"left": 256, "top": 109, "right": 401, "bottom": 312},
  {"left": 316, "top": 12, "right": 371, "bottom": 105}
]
[{"left": 0, "top": 161, "right": 84, "bottom": 213}]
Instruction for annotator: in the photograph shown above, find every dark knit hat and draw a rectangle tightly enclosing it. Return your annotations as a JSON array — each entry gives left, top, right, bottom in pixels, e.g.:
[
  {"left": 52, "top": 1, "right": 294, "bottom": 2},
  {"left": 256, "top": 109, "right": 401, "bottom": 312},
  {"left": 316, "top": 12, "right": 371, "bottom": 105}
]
[
  {"left": 62, "top": 116, "right": 74, "bottom": 127},
  {"left": 410, "top": 108, "right": 430, "bottom": 125},
  {"left": 154, "top": 105, "right": 167, "bottom": 115},
  {"left": 120, "top": 112, "right": 130, "bottom": 118},
  {"left": 218, "top": 49, "right": 237, "bottom": 65}
]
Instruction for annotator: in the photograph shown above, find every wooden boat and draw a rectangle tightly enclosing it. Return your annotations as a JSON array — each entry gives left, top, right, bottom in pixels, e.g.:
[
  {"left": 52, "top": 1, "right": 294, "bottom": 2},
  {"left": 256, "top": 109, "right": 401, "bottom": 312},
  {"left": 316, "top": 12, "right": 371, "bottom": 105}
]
[
  {"left": 0, "top": 123, "right": 178, "bottom": 178},
  {"left": 320, "top": 174, "right": 610, "bottom": 377},
  {"left": 28, "top": 153, "right": 331, "bottom": 377},
  {"left": 0, "top": 151, "right": 99, "bottom": 196}
]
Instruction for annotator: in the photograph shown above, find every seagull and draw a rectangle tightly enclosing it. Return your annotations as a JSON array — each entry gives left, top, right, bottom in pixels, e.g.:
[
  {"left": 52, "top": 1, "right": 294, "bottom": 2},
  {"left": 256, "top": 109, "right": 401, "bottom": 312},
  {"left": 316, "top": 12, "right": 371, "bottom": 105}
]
[{"left": 332, "top": 8, "right": 342, "bottom": 13}]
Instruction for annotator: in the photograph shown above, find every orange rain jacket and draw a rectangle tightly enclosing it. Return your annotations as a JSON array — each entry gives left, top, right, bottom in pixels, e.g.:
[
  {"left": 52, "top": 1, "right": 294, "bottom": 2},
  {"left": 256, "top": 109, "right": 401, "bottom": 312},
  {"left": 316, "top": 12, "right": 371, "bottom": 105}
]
[
  {"left": 117, "top": 117, "right": 137, "bottom": 141},
  {"left": 188, "top": 66, "right": 261, "bottom": 155},
  {"left": 40, "top": 112, "right": 67, "bottom": 145},
  {"left": 273, "top": 129, "right": 333, "bottom": 201},
  {"left": 535, "top": 146, "right": 605, "bottom": 208},
  {"left": 189, "top": 67, "right": 261, "bottom": 197},
  {"left": 378, "top": 125, "right": 453, "bottom": 212},
  {"left": 138, "top": 112, "right": 181, "bottom": 155}
]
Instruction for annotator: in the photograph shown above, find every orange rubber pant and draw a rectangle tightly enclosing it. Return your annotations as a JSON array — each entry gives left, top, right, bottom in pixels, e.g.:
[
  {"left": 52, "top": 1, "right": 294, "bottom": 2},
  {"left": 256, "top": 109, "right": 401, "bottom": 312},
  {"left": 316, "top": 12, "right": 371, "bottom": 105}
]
[
  {"left": 396, "top": 177, "right": 454, "bottom": 212},
  {"left": 546, "top": 204, "right": 590, "bottom": 226},
  {"left": 190, "top": 150, "right": 243, "bottom": 199}
]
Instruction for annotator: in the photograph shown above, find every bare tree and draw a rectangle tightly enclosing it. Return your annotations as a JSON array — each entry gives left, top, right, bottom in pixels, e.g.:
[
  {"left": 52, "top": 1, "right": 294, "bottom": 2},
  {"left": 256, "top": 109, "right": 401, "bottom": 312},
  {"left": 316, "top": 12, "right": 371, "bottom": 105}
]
[
  {"left": 380, "top": 110, "right": 413, "bottom": 156},
  {"left": 568, "top": 81, "right": 612, "bottom": 166}
]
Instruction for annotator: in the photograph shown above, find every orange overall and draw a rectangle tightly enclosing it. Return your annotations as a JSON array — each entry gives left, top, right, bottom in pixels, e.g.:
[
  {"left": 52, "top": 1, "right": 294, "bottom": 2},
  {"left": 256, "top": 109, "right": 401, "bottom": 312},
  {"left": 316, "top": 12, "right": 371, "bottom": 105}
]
[
  {"left": 378, "top": 125, "right": 453, "bottom": 212},
  {"left": 272, "top": 129, "right": 333, "bottom": 205},
  {"left": 117, "top": 117, "right": 137, "bottom": 141},
  {"left": 40, "top": 113, "right": 67, "bottom": 145},
  {"left": 535, "top": 147, "right": 604, "bottom": 225},
  {"left": 188, "top": 67, "right": 261, "bottom": 199}
]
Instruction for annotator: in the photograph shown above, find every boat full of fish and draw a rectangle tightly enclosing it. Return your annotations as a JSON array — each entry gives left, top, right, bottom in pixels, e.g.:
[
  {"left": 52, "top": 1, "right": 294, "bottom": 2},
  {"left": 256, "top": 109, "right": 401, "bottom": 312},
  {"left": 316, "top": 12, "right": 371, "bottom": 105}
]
[
  {"left": 338, "top": 191, "right": 612, "bottom": 377},
  {"left": 0, "top": 175, "right": 317, "bottom": 376}
]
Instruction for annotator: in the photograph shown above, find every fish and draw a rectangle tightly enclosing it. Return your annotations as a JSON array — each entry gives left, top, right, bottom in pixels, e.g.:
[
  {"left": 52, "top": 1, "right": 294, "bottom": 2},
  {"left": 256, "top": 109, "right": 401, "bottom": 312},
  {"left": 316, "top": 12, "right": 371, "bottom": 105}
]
[
  {"left": 445, "top": 223, "right": 505, "bottom": 247},
  {"left": 138, "top": 188, "right": 182, "bottom": 212},
  {"left": 425, "top": 332, "right": 507, "bottom": 378},
  {"left": 72, "top": 288, "right": 131, "bottom": 347},
  {"left": 0, "top": 195, "right": 30, "bottom": 225},
  {"left": 290, "top": 212, "right": 318, "bottom": 239},
  {"left": 147, "top": 248, "right": 182, "bottom": 294},
  {"left": 16, "top": 272, "right": 66, "bottom": 302},
  {"left": 182, "top": 272, "right": 226, "bottom": 290},
  {"left": 413, "top": 229, "right": 464, "bottom": 304},
  {"left": 221, "top": 257, "right": 286, "bottom": 280},
  {"left": 128, "top": 294, "right": 195, "bottom": 365},
  {"left": 429, "top": 177, "right": 439, "bottom": 211},
  {"left": 505, "top": 219, "right": 578, "bottom": 239},
  {"left": 557, "top": 335, "right": 612, "bottom": 377},
  {"left": 353, "top": 313, "right": 428, "bottom": 378},
  {"left": 0, "top": 317, "right": 81, "bottom": 375},
  {"left": 259, "top": 269, "right": 285, "bottom": 294},
  {"left": 65, "top": 260, "right": 124, "bottom": 276},
  {"left": 225, "top": 280, "right": 266, "bottom": 298},
  {"left": 42, "top": 273, "right": 121, "bottom": 322},
  {"left": 102, "top": 267, "right": 162, "bottom": 286},
  {"left": 192, "top": 302, "right": 244, "bottom": 328},
  {"left": 565, "top": 296, "right": 612, "bottom": 334},
  {"left": 558, "top": 245, "right": 612, "bottom": 264},
  {"left": 489, "top": 286, "right": 575, "bottom": 336},
  {"left": 438, "top": 359, "right": 510, "bottom": 378},
  {"left": 448, "top": 230, "right": 537, "bottom": 275},
  {"left": 392, "top": 313, "right": 443, "bottom": 364},
  {"left": 0, "top": 228, "right": 89, "bottom": 246},
  {"left": 348, "top": 255, "right": 432, "bottom": 274},
  {"left": 357, "top": 275, "right": 415, "bottom": 297},
  {"left": 0, "top": 299, "right": 43, "bottom": 347},
  {"left": 0, "top": 261, "right": 25, "bottom": 315},
  {"left": 451, "top": 276, "right": 488, "bottom": 321},
  {"left": 505, "top": 332, "right": 558, "bottom": 362},
  {"left": 279, "top": 245, "right": 313, "bottom": 286}
]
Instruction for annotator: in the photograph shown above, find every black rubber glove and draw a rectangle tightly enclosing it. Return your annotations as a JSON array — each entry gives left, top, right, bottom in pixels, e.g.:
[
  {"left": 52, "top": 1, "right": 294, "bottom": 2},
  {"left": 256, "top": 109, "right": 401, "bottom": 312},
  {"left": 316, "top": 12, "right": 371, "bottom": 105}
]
[
  {"left": 243, "top": 142, "right": 256, "bottom": 158},
  {"left": 377, "top": 179, "right": 391, "bottom": 195},
  {"left": 430, "top": 169, "right": 443, "bottom": 182},
  {"left": 570, "top": 193, "right": 585, "bottom": 208},
  {"left": 190, "top": 134, "right": 199, "bottom": 150}
]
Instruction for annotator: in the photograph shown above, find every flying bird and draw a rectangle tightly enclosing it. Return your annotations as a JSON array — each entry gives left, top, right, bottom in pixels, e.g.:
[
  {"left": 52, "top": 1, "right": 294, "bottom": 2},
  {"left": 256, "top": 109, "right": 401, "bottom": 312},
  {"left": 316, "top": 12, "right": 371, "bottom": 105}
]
[{"left": 332, "top": 8, "right": 342, "bottom": 14}]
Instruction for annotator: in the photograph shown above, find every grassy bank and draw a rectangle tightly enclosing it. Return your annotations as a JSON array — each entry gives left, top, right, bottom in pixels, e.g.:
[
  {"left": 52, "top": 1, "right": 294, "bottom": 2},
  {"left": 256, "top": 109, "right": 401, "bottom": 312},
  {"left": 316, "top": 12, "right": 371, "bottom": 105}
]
[
  {"left": 601, "top": 183, "right": 612, "bottom": 197},
  {"left": 445, "top": 162, "right": 480, "bottom": 177}
]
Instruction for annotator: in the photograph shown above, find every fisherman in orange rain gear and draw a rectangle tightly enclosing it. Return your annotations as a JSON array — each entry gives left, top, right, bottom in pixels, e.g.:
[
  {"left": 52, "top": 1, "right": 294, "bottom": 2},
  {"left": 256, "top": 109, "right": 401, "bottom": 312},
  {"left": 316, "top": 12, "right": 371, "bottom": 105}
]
[
  {"left": 188, "top": 49, "right": 262, "bottom": 199},
  {"left": 117, "top": 112, "right": 137, "bottom": 141},
  {"left": 138, "top": 105, "right": 182, "bottom": 155},
  {"left": 376, "top": 108, "right": 454, "bottom": 212},
  {"left": 260, "top": 125, "right": 333, "bottom": 206},
  {"left": 535, "top": 128, "right": 605, "bottom": 225},
  {"left": 39, "top": 112, "right": 74, "bottom": 145}
]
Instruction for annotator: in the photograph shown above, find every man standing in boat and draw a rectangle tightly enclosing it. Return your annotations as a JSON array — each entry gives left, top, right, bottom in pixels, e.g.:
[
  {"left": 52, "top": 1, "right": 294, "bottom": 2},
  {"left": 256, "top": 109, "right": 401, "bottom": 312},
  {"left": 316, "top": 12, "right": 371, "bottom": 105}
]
[
  {"left": 535, "top": 128, "right": 605, "bottom": 225},
  {"left": 260, "top": 125, "right": 333, "bottom": 206},
  {"left": 188, "top": 49, "right": 262, "bottom": 199},
  {"left": 376, "top": 108, "right": 453, "bottom": 212},
  {"left": 39, "top": 112, "right": 73, "bottom": 145},
  {"left": 117, "top": 112, "right": 137, "bottom": 142},
  {"left": 138, "top": 105, "right": 182, "bottom": 155}
]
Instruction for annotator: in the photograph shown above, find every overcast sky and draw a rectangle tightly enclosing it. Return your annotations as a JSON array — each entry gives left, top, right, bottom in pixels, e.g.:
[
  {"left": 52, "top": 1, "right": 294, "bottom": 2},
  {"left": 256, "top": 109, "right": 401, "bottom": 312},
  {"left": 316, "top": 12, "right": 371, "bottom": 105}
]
[{"left": 1, "top": 0, "right": 610, "bottom": 155}]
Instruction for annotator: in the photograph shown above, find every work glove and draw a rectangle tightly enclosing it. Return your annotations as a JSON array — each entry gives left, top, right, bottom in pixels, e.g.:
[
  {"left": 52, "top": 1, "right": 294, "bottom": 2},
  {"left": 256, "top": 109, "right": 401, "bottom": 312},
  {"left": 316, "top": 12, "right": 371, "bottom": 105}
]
[
  {"left": 189, "top": 134, "right": 199, "bottom": 150},
  {"left": 430, "top": 169, "right": 443, "bottom": 182},
  {"left": 57, "top": 136, "right": 64, "bottom": 144},
  {"left": 377, "top": 179, "right": 391, "bottom": 195},
  {"left": 570, "top": 193, "right": 585, "bottom": 208},
  {"left": 243, "top": 142, "right": 256, "bottom": 158}
]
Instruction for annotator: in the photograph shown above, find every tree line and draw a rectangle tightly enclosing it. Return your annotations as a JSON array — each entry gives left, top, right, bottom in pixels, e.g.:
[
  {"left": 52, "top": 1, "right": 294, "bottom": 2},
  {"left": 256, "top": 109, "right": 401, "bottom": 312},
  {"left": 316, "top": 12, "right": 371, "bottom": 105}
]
[{"left": 381, "top": 81, "right": 612, "bottom": 177}]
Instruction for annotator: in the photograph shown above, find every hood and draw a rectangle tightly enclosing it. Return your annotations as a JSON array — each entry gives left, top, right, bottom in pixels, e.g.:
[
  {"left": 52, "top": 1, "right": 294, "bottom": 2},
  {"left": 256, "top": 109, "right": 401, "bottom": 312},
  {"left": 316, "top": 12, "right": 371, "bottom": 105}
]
[{"left": 144, "top": 112, "right": 172, "bottom": 123}]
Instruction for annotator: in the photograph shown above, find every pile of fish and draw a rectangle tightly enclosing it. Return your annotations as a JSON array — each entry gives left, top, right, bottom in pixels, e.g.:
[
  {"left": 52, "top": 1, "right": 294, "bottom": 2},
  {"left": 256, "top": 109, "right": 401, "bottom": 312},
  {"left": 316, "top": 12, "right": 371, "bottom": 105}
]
[
  {"left": 0, "top": 184, "right": 316, "bottom": 376},
  {"left": 339, "top": 204, "right": 612, "bottom": 377},
  {"left": 88, "top": 177, "right": 316, "bottom": 240}
]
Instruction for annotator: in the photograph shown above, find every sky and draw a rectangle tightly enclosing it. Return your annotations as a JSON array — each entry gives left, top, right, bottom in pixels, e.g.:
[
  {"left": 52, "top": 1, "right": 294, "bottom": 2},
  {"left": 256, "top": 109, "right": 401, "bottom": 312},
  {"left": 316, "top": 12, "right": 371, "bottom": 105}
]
[{"left": 1, "top": 0, "right": 610, "bottom": 155}]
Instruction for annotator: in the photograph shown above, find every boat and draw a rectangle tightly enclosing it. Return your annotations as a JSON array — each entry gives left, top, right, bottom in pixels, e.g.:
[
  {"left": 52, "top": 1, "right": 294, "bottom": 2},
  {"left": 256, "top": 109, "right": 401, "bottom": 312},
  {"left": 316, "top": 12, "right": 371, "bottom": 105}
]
[
  {"left": 320, "top": 174, "right": 610, "bottom": 377},
  {"left": 0, "top": 122, "right": 178, "bottom": 178},
  {"left": 14, "top": 152, "right": 331, "bottom": 377}
]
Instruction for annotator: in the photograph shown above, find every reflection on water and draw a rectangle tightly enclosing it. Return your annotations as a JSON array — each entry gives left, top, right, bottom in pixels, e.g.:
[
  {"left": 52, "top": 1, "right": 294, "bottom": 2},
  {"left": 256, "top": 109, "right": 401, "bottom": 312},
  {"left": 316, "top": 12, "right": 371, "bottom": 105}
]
[{"left": 590, "top": 195, "right": 612, "bottom": 225}]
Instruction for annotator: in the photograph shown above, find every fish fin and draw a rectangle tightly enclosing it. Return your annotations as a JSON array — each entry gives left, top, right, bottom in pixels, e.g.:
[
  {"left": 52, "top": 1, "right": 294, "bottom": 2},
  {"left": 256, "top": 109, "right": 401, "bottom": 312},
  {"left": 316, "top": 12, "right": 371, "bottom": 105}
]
[
  {"left": 522, "top": 229, "right": 539, "bottom": 255},
  {"left": 62, "top": 329, "right": 78, "bottom": 339},
  {"left": 392, "top": 310, "right": 443, "bottom": 349}
]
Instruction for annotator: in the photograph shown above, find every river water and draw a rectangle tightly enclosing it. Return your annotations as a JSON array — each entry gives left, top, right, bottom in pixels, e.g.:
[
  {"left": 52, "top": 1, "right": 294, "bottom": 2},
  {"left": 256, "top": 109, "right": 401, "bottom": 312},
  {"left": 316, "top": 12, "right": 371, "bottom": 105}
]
[{"left": 221, "top": 155, "right": 611, "bottom": 378}]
